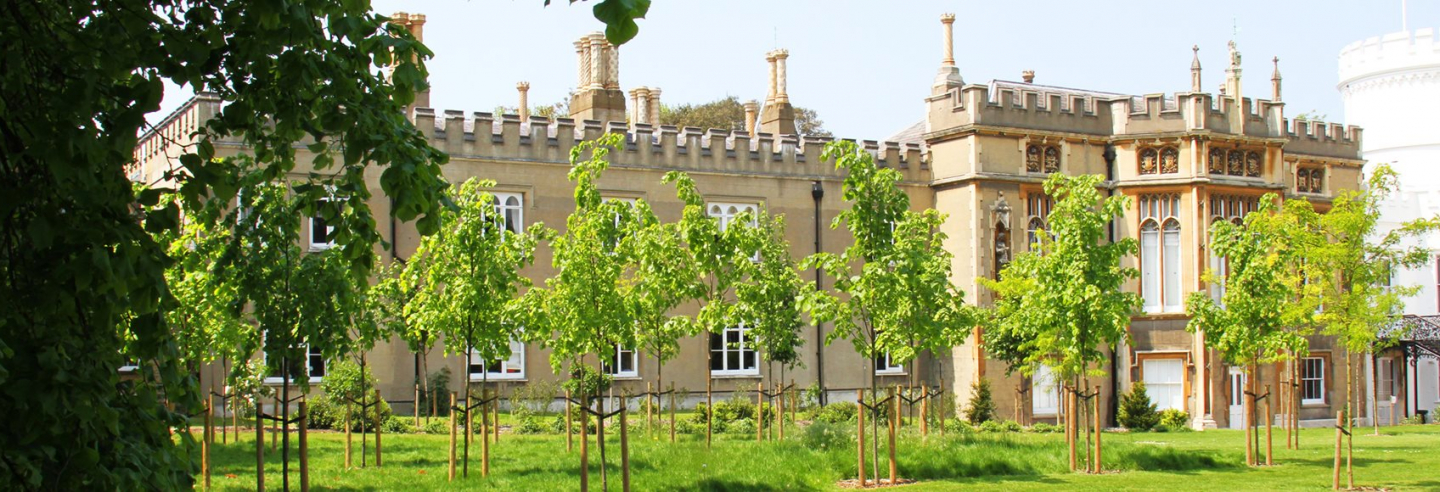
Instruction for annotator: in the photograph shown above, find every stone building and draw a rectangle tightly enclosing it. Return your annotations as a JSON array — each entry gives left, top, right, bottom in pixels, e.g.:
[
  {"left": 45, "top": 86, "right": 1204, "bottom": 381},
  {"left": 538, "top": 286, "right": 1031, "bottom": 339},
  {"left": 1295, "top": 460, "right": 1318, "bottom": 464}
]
[{"left": 133, "top": 12, "right": 1368, "bottom": 429}]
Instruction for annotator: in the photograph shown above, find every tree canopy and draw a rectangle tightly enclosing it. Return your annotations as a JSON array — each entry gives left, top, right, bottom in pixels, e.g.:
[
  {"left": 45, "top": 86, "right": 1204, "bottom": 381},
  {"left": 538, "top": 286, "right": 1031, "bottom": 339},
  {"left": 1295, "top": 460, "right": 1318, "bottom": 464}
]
[{"left": 660, "top": 96, "right": 831, "bottom": 136}]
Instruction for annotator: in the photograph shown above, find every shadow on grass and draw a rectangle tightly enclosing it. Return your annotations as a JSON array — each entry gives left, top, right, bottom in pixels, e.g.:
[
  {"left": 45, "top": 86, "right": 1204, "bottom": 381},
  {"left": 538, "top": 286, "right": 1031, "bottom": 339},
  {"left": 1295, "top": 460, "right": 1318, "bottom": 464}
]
[{"left": 1114, "top": 445, "right": 1238, "bottom": 473}]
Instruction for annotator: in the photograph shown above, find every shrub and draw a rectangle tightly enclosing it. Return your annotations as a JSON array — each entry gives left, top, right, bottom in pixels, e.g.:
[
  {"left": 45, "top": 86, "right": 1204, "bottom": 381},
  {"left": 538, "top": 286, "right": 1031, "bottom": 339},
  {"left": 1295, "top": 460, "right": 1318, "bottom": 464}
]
[
  {"left": 515, "top": 415, "right": 547, "bottom": 435},
  {"left": 1158, "top": 409, "right": 1190, "bottom": 431},
  {"left": 800, "top": 421, "right": 851, "bottom": 450},
  {"left": 801, "top": 382, "right": 824, "bottom": 410},
  {"left": 726, "top": 418, "right": 756, "bottom": 436},
  {"left": 1402, "top": 414, "right": 1425, "bottom": 425},
  {"left": 965, "top": 379, "right": 997, "bottom": 425},
  {"left": 977, "top": 420, "right": 1006, "bottom": 433},
  {"left": 382, "top": 415, "right": 415, "bottom": 434},
  {"left": 510, "top": 379, "right": 560, "bottom": 418},
  {"left": 421, "top": 419, "right": 450, "bottom": 435},
  {"left": 1030, "top": 422, "right": 1061, "bottom": 433},
  {"left": 1117, "top": 382, "right": 1160, "bottom": 431},
  {"left": 813, "top": 402, "right": 858, "bottom": 424}
]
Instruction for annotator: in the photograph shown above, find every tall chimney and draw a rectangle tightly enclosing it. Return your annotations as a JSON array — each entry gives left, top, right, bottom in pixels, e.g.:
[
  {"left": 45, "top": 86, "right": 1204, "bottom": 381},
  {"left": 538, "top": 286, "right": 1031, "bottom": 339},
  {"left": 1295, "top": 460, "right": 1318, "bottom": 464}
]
[
  {"left": 743, "top": 100, "right": 758, "bottom": 135},
  {"left": 569, "top": 32, "right": 627, "bottom": 122},
  {"left": 759, "top": 49, "right": 797, "bottom": 136},
  {"left": 647, "top": 88, "right": 661, "bottom": 126},
  {"left": 629, "top": 87, "right": 651, "bottom": 125},
  {"left": 932, "top": 13, "right": 964, "bottom": 94},
  {"left": 389, "top": 12, "right": 429, "bottom": 109},
  {"left": 1191, "top": 45, "right": 1203, "bottom": 93},
  {"left": 517, "top": 82, "right": 531, "bottom": 121},
  {"left": 941, "top": 13, "right": 956, "bottom": 66}
]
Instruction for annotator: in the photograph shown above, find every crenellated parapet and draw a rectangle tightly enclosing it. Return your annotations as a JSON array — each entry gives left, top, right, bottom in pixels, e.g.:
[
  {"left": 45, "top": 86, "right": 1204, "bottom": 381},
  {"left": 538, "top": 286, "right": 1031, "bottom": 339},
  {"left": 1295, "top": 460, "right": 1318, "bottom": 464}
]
[
  {"left": 414, "top": 107, "right": 929, "bottom": 183},
  {"left": 1283, "top": 117, "right": 1363, "bottom": 160}
]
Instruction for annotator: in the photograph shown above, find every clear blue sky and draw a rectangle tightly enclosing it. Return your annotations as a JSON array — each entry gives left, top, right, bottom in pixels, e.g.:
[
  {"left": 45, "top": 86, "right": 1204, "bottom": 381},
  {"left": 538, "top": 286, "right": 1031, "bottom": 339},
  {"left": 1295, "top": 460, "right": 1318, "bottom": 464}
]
[{"left": 159, "top": 0, "right": 1438, "bottom": 140}]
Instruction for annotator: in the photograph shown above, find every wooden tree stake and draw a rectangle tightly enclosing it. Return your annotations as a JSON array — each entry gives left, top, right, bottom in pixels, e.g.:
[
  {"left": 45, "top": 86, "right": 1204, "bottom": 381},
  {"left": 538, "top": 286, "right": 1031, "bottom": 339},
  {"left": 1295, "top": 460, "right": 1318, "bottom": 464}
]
[
  {"left": 857, "top": 389, "right": 866, "bottom": 488},
  {"left": 344, "top": 398, "right": 352, "bottom": 469},
  {"left": 1333, "top": 410, "right": 1342, "bottom": 490},
  {"left": 203, "top": 397, "right": 211, "bottom": 490},
  {"left": 566, "top": 389, "right": 574, "bottom": 452},
  {"left": 1093, "top": 385, "right": 1102, "bottom": 474},
  {"left": 889, "top": 386, "right": 898, "bottom": 484},
  {"left": 415, "top": 384, "right": 422, "bottom": 429},
  {"left": 757, "top": 382, "right": 764, "bottom": 443},
  {"left": 482, "top": 390, "right": 490, "bottom": 477},
  {"left": 1265, "top": 385, "right": 1273, "bottom": 466},
  {"left": 621, "top": 404, "right": 631, "bottom": 492},
  {"left": 256, "top": 395, "right": 265, "bottom": 492},
  {"left": 581, "top": 397, "right": 589, "bottom": 492},
  {"left": 669, "top": 382, "right": 677, "bottom": 443},
  {"left": 299, "top": 400, "right": 309, "bottom": 492},
  {"left": 706, "top": 377, "right": 713, "bottom": 449},
  {"left": 449, "top": 392, "right": 457, "bottom": 482},
  {"left": 375, "top": 389, "right": 383, "bottom": 467}
]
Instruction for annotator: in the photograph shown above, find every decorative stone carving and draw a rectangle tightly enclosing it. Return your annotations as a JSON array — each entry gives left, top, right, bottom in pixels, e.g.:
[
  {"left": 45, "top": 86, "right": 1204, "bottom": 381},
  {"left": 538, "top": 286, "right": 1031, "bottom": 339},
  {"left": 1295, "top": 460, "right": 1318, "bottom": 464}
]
[
  {"left": 991, "top": 192, "right": 1013, "bottom": 277},
  {"left": 1139, "top": 148, "right": 1158, "bottom": 174},
  {"left": 1026, "top": 145, "right": 1042, "bottom": 173},
  {"left": 1043, "top": 146, "right": 1060, "bottom": 173},
  {"left": 1245, "top": 151, "right": 1261, "bottom": 177},
  {"left": 1209, "top": 148, "right": 1225, "bottom": 174},
  {"left": 1227, "top": 150, "right": 1243, "bottom": 175},
  {"left": 1160, "top": 147, "right": 1179, "bottom": 174}
]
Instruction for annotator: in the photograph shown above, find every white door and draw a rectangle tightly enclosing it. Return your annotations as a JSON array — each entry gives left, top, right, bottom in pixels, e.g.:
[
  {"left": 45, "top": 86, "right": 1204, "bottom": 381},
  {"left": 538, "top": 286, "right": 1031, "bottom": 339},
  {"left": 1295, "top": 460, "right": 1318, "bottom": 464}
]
[{"left": 1228, "top": 367, "right": 1246, "bottom": 430}]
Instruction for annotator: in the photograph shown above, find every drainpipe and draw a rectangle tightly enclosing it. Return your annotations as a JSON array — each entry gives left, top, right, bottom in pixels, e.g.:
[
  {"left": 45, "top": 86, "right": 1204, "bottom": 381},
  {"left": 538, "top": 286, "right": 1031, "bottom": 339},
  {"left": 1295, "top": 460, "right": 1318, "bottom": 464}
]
[
  {"left": 1102, "top": 143, "right": 1119, "bottom": 427},
  {"left": 812, "top": 180, "right": 827, "bottom": 405}
]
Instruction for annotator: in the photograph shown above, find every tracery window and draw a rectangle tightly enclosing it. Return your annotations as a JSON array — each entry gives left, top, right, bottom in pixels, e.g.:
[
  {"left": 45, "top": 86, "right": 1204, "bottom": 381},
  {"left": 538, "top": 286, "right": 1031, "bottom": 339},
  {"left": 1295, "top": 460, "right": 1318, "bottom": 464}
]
[
  {"left": 1139, "top": 193, "right": 1183, "bottom": 313},
  {"left": 1025, "top": 193, "right": 1054, "bottom": 249},
  {"left": 1296, "top": 167, "right": 1324, "bottom": 194},
  {"left": 1026, "top": 144, "right": 1061, "bottom": 173}
]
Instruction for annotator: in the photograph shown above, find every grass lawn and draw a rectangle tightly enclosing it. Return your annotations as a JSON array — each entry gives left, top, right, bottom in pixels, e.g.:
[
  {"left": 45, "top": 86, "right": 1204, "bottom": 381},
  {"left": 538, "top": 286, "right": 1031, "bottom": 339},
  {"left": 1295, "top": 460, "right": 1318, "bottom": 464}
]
[{"left": 196, "top": 420, "right": 1440, "bottom": 491}]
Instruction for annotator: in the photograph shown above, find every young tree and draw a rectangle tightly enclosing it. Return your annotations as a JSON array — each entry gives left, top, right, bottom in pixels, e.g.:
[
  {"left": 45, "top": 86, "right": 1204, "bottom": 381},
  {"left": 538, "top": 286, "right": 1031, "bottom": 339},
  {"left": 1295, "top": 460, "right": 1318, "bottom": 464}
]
[
  {"left": 806, "top": 140, "right": 977, "bottom": 480},
  {"left": 1186, "top": 194, "right": 1307, "bottom": 464},
  {"left": 408, "top": 177, "right": 543, "bottom": 473},
  {"left": 982, "top": 172, "right": 1141, "bottom": 470},
  {"left": 522, "top": 134, "right": 644, "bottom": 489},
  {"left": 1305, "top": 164, "right": 1438, "bottom": 486},
  {"left": 624, "top": 204, "right": 701, "bottom": 421},
  {"left": 735, "top": 212, "right": 811, "bottom": 387}
]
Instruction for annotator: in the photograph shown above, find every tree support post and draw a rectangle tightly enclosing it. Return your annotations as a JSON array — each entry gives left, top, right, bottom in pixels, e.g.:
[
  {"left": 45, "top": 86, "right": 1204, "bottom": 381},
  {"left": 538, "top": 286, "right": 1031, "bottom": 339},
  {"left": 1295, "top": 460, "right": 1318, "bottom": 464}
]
[
  {"left": 889, "top": 386, "right": 898, "bottom": 484},
  {"left": 706, "top": 377, "right": 713, "bottom": 449},
  {"left": 1333, "top": 411, "right": 1343, "bottom": 490},
  {"left": 256, "top": 395, "right": 265, "bottom": 492},
  {"left": 856, "top": 389, "right": 866, "bottom": 488},
  {"left": 375, "top": 388, "right": 383, "bottom": 468},
  {"left": 757, "top": 381, "right": 764, "bottom": 443},
  {"left": 566, "top": 389, "right": 574, "bottom": 452},
  {"left": 344, "top": 398, "right": 352, "bottom": 469},
  {"left": 415, "top": 384, "right": 422, "bottom": 429},
  {"left": 621, "top": 404, "right": 631, "bottom": 492},
  {"left": 299, "top": 400, "right": 309, "bottom": 492},
  {"left": 580, "top": 395, "right": 589, "bottom": 492},
  {"left": 203, "top": 396, "right": 212, "bottom": 490},
  {"left": 482, "top": 389, "right": 490, "bottom": 477},
  {"left": 1093, "top": 385, "right": 1102, "bottom": 474},
  {"left": 669, "top": 382, "right": 677, "bottom": 443},
  {"left": 1067, "top": 387, "right": 1077, "bottom": 472},
  {"left": 449, "top": 392, "right": 457, "bottom": 482},
  {"left": 646, "top": 382, "right": 653, "bottom": 440}
]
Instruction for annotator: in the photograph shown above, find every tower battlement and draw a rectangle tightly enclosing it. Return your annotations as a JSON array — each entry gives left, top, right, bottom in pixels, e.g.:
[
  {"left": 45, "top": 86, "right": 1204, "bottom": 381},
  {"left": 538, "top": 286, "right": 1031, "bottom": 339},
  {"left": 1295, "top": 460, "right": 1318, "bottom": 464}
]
[
  {"left": 1339, "top": 28, "right": 1440, "bottom": 86},
  {"left": 413, "top": 108, "right": 929, "bottom": 183}
]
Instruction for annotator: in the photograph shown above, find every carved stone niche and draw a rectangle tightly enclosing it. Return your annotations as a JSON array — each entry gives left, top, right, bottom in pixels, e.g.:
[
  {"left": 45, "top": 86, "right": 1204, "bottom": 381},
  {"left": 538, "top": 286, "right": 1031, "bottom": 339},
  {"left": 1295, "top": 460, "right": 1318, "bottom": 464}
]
[{"left": 992, "top": 192, "right": 1013, "bottom": 278}]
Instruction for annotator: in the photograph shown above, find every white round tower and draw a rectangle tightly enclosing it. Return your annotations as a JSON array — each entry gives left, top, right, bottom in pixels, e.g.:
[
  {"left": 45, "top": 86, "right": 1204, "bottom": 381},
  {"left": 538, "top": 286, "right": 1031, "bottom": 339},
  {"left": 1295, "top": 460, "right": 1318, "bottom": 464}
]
[
  {"left": 1339, "top": 26, "right": 1440, "bottom": 417},
  {"left": 1339, "top": 28, "right": 1440, "bottom": 182}
]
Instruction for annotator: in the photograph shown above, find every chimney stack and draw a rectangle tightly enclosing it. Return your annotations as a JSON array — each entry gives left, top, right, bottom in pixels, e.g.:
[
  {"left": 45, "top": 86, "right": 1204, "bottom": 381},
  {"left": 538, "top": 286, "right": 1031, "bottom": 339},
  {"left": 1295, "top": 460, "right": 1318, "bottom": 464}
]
[
  {"left": 517, "top": 82, "right": 531, "bottom": 121},
  {"left": 569, "top": 32, "right": 627, "bottom": 122},
  {"left": 388, "top": 12, "right": 430, "bottom": 108},
  {"left": 932, "top": 13, "right": 964, "bottom": 94},
  {"left": 1022, "top": 70, "right": 1035, "bottom": 84},
  {"left": 647, "top": 88, "right": 661, "bottom": 126},
  {"left": 629, "top": 87, "right": 651, "bottom": 126},
  {"left": 743, "top": 100, "right": 758, "bottom": 135},
  {"left": 1191, "top": 46, "right": 1203, "bottom": 92},
  {"left": 759, "top": 49, "right": 797, "bottom": 136}
]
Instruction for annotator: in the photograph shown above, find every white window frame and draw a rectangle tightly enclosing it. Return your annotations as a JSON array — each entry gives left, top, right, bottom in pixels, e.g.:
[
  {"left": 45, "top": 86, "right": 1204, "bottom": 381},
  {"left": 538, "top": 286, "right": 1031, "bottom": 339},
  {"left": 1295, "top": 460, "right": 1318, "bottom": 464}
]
[
  {"left": 603, "top": 343, "right": 639, "bottom": 378},
  {"left": 119, "top": 358, "right": 140, "bottom": 374},
  {"left": 263, "top": 344, "right": 326, "bottom": 385},
  {"left": 1031, "top": 364, "right": 1061, "bottom": 416},
  {"left": 875, "top": 352, "right": 905, "bottom": 375},
  {"left": 1142, "top": 358, "right": 1186, "bottom": 412},
  {"left": 492, "top": 192, "right": 524, "bottom": 235},
  {"left": 1139, "top": 194, "right": 1182, "bottom": 313},
  {"left": 307, "top": 198, "right": 336, "bottom": 252},
  {"left": 1301, "top": 357, "right": 1326, "bottom": 405},
  {"left": 710, "top": 323, "right": 759, "bottom": 377},
  {"left": 707, "top": 202, "right": 758, "bottom": 232},
  {"left": 469, "top": 339, "right": 526, "bottom": 381}
]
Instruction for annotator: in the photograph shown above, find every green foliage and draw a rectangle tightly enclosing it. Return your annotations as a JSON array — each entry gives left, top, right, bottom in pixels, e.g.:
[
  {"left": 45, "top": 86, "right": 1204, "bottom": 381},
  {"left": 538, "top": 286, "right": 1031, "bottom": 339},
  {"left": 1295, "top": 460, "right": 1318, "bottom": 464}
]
[
  {"left": 659, "top": 96, "right": 831, "bottom": 136},
  {"left": 808, "top": 401, "right": 859, "bottom": 424},
  {"left": 1030, "top": 422, "right": 1062, "bottom": 433},
  {"left": 1186, "top": 193, "right": 1307, "bottom": 368},
  {"left": 1158, "top": 409, "right": 1191, "bottom": 431},
  {"left": 382, "top": 415, "right": 416, "bottom": 434},
  {"left": 965, "top": 379, "right": 998, "bottom": 425},
  {"left": 415, "top": 367, "right": 453, "bottom": 417},
  {"left": 983, "top": 173, "right": 1141, "bottom": 383},
  {"left": 806, "top": 140, "right": 977, "bottom": 385},
  {"left": 800, "top": 421, "right": 853, "bottom": 450},
  {"left": 515, "top": 415, "right": 548, "bottom": 435},
  {"left": 510, "top": 379, "right": 562, "bottom": 417},
  {"left": 1118, "top": 382, "right": 1160, "bottom": 431},
  {"left": 408, "top": 178, "right": 543, "bottom": 390},
  {"left": 421, "top": 419, "right": 451, "bottom": 435},
  {"left": 978, "top": 420, "right": 1021, "bottom": 433},
  {"left": 0, "top": 0, "right": 451, "bottom": 484},
  {"left": 562, "top": 365, "right": 614, "bottom": 400}
]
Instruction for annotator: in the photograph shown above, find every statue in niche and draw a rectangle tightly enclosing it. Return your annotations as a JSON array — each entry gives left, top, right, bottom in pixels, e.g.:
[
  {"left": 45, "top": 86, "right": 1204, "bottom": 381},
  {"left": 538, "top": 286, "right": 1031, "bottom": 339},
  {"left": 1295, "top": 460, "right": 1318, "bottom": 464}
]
[{"left": 991, "top": 192, "right": 1013, "bottom": 279}]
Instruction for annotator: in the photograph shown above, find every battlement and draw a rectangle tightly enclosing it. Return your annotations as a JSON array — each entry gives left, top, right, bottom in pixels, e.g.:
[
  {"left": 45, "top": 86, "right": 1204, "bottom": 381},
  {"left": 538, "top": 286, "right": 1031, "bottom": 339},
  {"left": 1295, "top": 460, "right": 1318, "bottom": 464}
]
[
  {"left": 1339, "top": 28, "right": 1440, "bottom": 85},
  {"left": 413, "top": 107, "right": 929, "bottom": 183},
  {"left": 1283, "top": 117, "right": 1364, "bottom": 160}
]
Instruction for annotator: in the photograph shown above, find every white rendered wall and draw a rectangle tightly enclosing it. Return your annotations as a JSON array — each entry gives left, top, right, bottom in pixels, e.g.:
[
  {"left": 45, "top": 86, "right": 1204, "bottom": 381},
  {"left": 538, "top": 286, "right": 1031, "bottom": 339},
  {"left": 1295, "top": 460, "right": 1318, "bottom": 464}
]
[{"left": 1340, "top": 27, "right": 1440, "bottom": 418}]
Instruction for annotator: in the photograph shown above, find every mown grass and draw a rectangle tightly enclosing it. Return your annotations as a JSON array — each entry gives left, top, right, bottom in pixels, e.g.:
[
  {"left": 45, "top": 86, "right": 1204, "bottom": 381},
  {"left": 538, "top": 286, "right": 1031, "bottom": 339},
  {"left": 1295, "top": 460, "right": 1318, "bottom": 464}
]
[{"left": 196, "top": 420, "right": 1440, "bottom": 491}]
